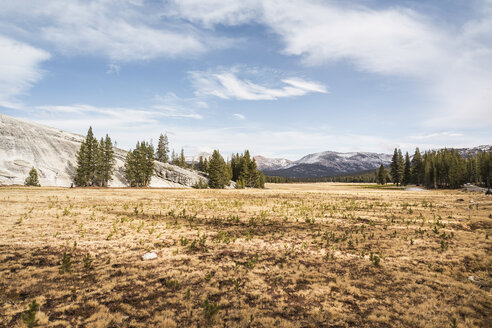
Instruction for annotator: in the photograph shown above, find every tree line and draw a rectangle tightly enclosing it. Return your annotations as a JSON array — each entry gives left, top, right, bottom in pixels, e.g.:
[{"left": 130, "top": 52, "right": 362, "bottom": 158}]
[
  {"left": 265, "top": 170, "right": 378, "bottom": 184},
  {"left": 267, "top": 147, "right": 492, "bottom": 190},
  {"left": 379, "top": 147, "right": 492, "bottom": 189},
  {"left": 73, "top": 127, "right": 264, "bottom": 189},
  {"left": 195, "top": 150, "right": 265, "bottom": 189},
  {"left": 74, "top": 127, "right": 115, "bottom": 187}
]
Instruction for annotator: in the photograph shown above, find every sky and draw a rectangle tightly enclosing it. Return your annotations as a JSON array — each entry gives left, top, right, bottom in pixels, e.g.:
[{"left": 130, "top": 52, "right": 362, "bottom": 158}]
[{"left": 0, "top": 0, "right": 491, "bottom": 160}]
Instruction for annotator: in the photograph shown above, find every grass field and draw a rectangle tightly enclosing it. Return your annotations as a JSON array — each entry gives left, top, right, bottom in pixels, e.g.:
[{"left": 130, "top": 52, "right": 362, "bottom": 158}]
[{"left": 1, "top": 183, "right": 491, "bottom": 327}]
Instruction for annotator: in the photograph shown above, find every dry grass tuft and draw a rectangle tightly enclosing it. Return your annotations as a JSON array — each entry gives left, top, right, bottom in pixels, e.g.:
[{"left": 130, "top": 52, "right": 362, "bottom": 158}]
[{"left": 0, "top": 183, "right": 490, "bottom": 327}]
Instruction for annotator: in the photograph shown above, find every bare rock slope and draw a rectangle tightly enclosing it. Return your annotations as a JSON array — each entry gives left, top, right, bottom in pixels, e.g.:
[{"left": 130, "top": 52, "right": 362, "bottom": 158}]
[{"left": 0, "top": 114, "right": 207, "bottom": 187}]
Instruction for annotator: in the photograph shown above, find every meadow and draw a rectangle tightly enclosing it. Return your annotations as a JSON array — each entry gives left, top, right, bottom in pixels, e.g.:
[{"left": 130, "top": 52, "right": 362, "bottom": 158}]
[{"left": 0, "top": 183, "right": 490, "bottom": 327}]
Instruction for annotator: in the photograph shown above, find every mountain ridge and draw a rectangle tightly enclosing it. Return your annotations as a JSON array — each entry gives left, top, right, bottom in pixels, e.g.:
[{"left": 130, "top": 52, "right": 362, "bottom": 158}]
[{"left": 256, "top": 146, "right": 491, "bottom": 178}]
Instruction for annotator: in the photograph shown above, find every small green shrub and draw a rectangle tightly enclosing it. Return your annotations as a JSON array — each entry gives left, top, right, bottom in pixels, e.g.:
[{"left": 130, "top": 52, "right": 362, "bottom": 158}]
[
  {"left": 202, "top": 298, "right": 219, "bottom": 321},
  {"left": 193, "top": 179, "right": 208, "bottom": 189},
  {"left": 22, "top": 300, "right": 39, "bottom": 328},
  {"left": 83, "top": 253, "right": 93, "bottom": 270},
  {"left": 59, "top": 252, "right": 72, "bottom": 274}
]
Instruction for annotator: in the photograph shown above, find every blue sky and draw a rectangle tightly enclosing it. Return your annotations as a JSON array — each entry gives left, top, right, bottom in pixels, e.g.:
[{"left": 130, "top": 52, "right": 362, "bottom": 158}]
[{"left": 0, "top": 0, "right": 491, "bottom": 159}]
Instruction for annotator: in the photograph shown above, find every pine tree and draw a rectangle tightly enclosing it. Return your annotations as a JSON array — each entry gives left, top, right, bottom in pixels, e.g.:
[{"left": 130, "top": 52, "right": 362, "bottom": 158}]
[
  {"left": 208, "top": 150, "right": 229, "bottom": 189},
  {"left": 100, "top": 134, "right": 115, "bottom": 186},
  {"left": 25, "top": 167, "right": 41, "bottom": 186},
  {"left": 411, "top": 148, "right": 424, "bottom": 185},
  {"left": 228, "top": 150, "right": 265, "bottom": 189},
  {"left": 180, "top": 148, "right": 186, "bottom": 168},
  {"left": 124, "top": 150, "right": 137, "bottom": 187},
  {"left": 247, "top": 157, "right": 260, "bottom": 187},
  {"left": 171, "top": 150, "right": 177, "bottom": 165},
  {"left": 124, "top": 141, "right": 154, "bottom": 187},
  {"left": 144, "top": 142, "right": 155, "bottom": 186},
  {"left": 377, "top": 164, "right": 386, "bottom": 185},
  {"left": 155, "top": 133, "right": 169, "bottom": 163},
  {"left": 75, "top": 127, "right": 101, "bottom": 186},
  {"left": 238, "top": 151, "right": 251, "bottom": 186},
  {"left": 390, "top": 148, "right": 403, "bottom": 186},
  {"left": 203, "top": 158, "right": 209, "bottom": 173},
  {"left": 198, "top": 156, "right": 205, "bottom": 172},
  {"left": 402, "top": 152, "right": 411, "bottom": 186},
  {"left": 258, "top": 171, "right": 266, "bottom": 188}
]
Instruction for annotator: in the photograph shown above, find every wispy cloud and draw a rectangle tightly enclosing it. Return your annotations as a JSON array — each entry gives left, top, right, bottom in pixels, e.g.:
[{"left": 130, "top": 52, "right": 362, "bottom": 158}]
[
  {"left": 37, "top": 93, "right": 205, "bottom": 123},
  {"left": 233, "top": 113, "right": 245, "bottom": 120},
  {"left": 106, "top": 63, "right": 121, "bottom": 75},
  {"left": 409, "top": 132, "right": 464, "bottom": 140},
  {"left": 151, "top": 92, "right": 206, "bottom": 119},
  {"left": 190, "top": 68, "right": 327, "bottom": 100},
  {"left": 170, "top": 0, "right": 492, "bottom": 128},
  {"left": 0, "top": 35, "right": 50, "bottom": 109},
  {"left": 0, "top": 0, "right": 231, "bottom": 62}
]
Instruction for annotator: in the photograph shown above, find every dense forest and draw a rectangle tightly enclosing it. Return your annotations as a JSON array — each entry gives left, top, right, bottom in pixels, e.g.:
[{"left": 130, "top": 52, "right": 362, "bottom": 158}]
[{"left": 267, "top": 147, "right": 492, "bottom": 190}]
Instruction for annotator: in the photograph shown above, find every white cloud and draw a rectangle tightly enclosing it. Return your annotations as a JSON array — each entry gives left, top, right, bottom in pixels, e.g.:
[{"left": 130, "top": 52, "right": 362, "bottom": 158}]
[
  {"left": 233, "top": 113, "right": 245, "bottom": 120},
  {"left": 37, "top": 96, "right": 204, "bottom": 122},
  {"left": 0, "top": 35, "right": 50, "bottom": 109},
  {"left": 106, "top": 63, "right": 121, "bottom": 75},
  {"left": 190, "top": 69, "right": 327, "bottom": 100},
  {"left": 0, "top": 0, "right": 229, "bottom": 62},
  {"left": 151, "top": 92, "right": 206, "bottom": 119},
  {"left": 166, "top": 0, "right": 262, "bottom": 28},
  {"left": 409, "top": 132, "right": 464, "bottom": 140},
  {"left": 169, "top": 0, "right": 492, "bottom": 128}
]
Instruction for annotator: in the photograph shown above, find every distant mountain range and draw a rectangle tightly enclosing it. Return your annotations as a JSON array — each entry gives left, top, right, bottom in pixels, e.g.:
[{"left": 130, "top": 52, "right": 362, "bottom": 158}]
[
  {"left": 256, "top": 151, "right": 392, "bottom": 178},
  {"left": 255, "top": 146, "right": 491, "bottom": 178},
  {"left": 455, "top": 145, "right": 491, "bottom": 158}
]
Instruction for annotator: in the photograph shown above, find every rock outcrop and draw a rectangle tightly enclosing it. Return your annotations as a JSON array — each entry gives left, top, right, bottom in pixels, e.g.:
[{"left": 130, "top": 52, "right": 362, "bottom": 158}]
[{"left": 0, "top": 114, "right": 208, "bottom": 187}]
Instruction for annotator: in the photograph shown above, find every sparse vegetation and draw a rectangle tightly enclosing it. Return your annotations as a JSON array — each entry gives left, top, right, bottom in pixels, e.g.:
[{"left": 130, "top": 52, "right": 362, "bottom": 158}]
[
  {"left": 24, "top": 167, "right": 41, "bottom": 187},
  {"left": 21, "top": 300, "right": 40, "bottom": 328},
  {"left": 0, "top": 183, "right": 490, "bottom": 327}
]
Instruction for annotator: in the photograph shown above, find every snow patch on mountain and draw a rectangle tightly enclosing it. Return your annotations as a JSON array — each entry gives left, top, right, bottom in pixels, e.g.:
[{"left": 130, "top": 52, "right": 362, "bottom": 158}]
[
  {"left": 258, "top": 151, "right": 392, "bottom": 178},
  {"left": 255, "top": 155, "right": 293, "bottom": 171}
]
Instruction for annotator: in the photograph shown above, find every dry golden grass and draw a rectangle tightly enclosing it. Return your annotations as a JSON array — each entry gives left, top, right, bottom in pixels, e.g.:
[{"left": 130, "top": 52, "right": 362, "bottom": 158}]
[{"left": 0, "top": 183, "right": 491, "bottom": 327}]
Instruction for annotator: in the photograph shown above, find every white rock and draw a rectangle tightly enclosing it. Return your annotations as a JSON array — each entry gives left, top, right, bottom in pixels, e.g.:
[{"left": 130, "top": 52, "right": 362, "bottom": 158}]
[
  {"left": 142, "top": 252, "right": 158, "bottom": 260},
  {"left": 0, "top": 114, "right": 208, "bottom": 187}
]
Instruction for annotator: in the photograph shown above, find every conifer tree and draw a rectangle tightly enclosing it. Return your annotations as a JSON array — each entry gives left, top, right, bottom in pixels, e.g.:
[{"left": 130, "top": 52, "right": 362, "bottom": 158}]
[
  {"left": 203, "top": 158, "right": 209, "bottom": 173},
  {"left": 390, "top": 148, "right": 404, "bottom": 186},
  {"left": 124, "top": 141, "right": 154, "bottom": 187},
  {"left": 75, "top": 127, "right": 101, "bottom": 186},
  {"left": 180, "top": 148, "right": 186, "bottom": 168},
  {"left": 258, "top": 171, "right": 266, "bottom": 188},
  {"left": 228, "top": 150, "right": 265, "bottom": 189},
  {"left": 411, "top": 148, "right": 424, "bottom": 185},
  {"left": 402, "top": 152, "right": 411, "bottom": 186},
  {"left": 247, "top": 157, "right": 260, "bottom": 187},
  {"left": 171, "top": 150, "right": 177, "bottom": 165},
  {"left": 377, "top": 164, "right": 386, "bottom": 185},
  {"left": 25, "top": 167, "right": 40, "bottom": 186},
  {"left": 198, "top": 156, "right": 205, "bottom": 172},
  {"left": 101, "top": 134, "right": 115, "bottom": 186},
  {"left": 144, "top": 142, "right": 155, "bottom": 186},
  {"left": 155, "top": 133, "right": 169, "bottom": 163},
  {"left": 208, "top": 150, "right": 229, "bottom": 189}
]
